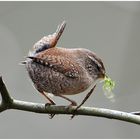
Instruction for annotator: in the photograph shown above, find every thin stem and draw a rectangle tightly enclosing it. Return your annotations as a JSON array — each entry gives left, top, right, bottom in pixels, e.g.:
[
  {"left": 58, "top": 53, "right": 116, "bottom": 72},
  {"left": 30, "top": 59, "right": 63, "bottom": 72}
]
[{"left": 10, "top": 99, "right": 140, "bottom": 125}]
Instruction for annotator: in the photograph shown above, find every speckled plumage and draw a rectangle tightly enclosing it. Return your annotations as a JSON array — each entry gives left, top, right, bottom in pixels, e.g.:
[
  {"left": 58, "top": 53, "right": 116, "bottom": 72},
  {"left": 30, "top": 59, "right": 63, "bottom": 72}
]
[{"left": 23, "top": 21, "right": 105, "bottom": 106}]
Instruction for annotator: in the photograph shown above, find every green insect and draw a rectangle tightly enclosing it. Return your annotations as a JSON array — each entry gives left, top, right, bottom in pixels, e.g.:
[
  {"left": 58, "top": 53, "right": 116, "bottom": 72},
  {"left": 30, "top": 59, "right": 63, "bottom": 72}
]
[{"left": 102, "top": 75, "right": 116, "bottom": 102}]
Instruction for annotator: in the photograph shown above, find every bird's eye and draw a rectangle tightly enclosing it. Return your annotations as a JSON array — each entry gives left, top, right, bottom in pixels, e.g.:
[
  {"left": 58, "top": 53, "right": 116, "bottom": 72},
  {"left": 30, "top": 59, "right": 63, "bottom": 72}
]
[
  {"left": 95, "top": 63, "right": 101, "bottom": 71},
  {"left": 86, "top": 55, "right": 102, "bottom": 73}
]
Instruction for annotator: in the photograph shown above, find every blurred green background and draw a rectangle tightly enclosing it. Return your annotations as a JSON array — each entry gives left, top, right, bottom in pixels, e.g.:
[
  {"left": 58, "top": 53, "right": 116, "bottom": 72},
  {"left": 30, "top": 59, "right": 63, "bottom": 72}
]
[{"left": 0, "top": 1, "right": 140, "bottom": 138}]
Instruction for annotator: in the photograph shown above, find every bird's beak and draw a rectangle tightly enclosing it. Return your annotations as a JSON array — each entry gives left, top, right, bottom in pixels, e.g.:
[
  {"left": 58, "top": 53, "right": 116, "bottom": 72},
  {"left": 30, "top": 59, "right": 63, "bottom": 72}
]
[{"left": 98, "top": 72, "right": 105, "bottom": 79}]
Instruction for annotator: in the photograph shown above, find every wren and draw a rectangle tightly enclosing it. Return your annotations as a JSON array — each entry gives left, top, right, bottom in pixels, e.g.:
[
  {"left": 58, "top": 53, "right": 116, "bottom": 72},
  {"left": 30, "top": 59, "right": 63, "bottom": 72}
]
[{"left": 23, "top": 21, "right": 105, "bottom": 108}]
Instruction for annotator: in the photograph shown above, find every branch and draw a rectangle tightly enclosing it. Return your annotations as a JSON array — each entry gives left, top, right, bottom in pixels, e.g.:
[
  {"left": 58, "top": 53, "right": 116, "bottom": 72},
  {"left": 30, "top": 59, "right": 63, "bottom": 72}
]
[
  {"left": 0, "top": 76, "right": 140, "bottom": 125},
  {"left": 0, "top": 76, "right": 13, "bottom": 111}
]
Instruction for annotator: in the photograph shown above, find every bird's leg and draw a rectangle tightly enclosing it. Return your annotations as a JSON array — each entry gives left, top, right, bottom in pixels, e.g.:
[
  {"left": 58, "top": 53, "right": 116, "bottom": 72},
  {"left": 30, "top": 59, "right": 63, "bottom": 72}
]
[
  {"left": 56, "top": 94, "right": 77, "bottom": 106},
  {"left": 71, "top": 84, "right": 97, "bottom": 119},
  {"left": 40, "top": 92, "right": 56, "bottom": 119},
  {"left": 41, "top": 92, "right": 56, "bottom": 105}
]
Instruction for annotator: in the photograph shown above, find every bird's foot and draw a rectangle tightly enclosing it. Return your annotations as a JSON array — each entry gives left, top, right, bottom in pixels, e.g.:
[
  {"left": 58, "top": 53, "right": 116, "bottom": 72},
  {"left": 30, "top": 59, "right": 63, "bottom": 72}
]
[
  {"left": 65, "top": 101, "right": 78, "bottom": 119},
  {"left": 67, "top": 101, "right": 77, "bottom": 110},
  {"left": 49, "top": 114, "right": 56, "bottom": 119},
  {"left": 45, "top": 102, "right": 56, "bottom": 119},
  {"left": 45, "top": 102, "right": 54, "bottom": 107},
  {"left": 70, "top": 106, "right": 79, "bottom": 119}
]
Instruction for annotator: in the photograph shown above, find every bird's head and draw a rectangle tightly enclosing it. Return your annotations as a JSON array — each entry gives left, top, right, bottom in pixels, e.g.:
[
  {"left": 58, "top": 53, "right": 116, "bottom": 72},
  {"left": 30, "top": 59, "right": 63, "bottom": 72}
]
[{"left": 85, "top": 51, "right": 106, "bottom": 81}]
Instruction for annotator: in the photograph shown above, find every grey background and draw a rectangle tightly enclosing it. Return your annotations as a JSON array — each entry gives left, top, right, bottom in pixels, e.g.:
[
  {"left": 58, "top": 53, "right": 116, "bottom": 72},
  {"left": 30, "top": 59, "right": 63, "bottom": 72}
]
[{"left": 0, "top": 1, "right": 140, "bottom": 138}]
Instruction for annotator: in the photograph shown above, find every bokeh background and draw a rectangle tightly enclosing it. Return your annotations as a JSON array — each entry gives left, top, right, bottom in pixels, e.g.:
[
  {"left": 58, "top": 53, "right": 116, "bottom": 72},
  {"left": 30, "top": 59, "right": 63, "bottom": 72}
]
[{"left": 0, "top": 1, "right": 140, "bottom": 138}]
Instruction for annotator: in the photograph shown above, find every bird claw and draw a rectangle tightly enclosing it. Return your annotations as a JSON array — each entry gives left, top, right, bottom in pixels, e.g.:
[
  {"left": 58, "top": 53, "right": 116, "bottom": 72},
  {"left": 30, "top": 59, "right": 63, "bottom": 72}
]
[
  {"left": 49, "top": 113, "right": 56, "bottom": 119},
  {"left": 45, "top": 103, "right": 56, "bottom": 119},
  {"left": 45, "top": 102, "right": 53, "bottom": 107},
  {"left": 45, "top": 101, "right": 56, "bottom": 107},
  {"left": 70, "top": 106, "right": 79, "bottom": 119},
  {"left": 65, "top": 102, "right": 78, "bottom": 119},
  {"left": 71, "top": 114, "right": 76, "bottom": 119}
]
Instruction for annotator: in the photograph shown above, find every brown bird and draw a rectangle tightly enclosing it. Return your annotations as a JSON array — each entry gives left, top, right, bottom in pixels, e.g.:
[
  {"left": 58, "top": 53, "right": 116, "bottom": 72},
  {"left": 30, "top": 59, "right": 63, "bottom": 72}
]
[{"left": 23, "top": 21, "right": 105, "bottom": 113}]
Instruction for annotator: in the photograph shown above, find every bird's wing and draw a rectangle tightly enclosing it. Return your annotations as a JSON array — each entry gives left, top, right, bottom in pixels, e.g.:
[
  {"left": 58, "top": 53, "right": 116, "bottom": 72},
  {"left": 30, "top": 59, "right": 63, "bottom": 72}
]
[{"left": 27, "top": 55, "right": 80, "bottom": 79}]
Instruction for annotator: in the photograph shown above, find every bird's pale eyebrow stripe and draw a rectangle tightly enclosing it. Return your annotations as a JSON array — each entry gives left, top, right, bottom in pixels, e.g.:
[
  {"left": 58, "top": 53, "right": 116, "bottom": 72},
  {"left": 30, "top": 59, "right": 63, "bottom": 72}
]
[
  {"left": 88, "top": 54, "right": 104, "bottom": 70},
  {"left": 87, "top": 55, "right": 101, "bottom": 67}
]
